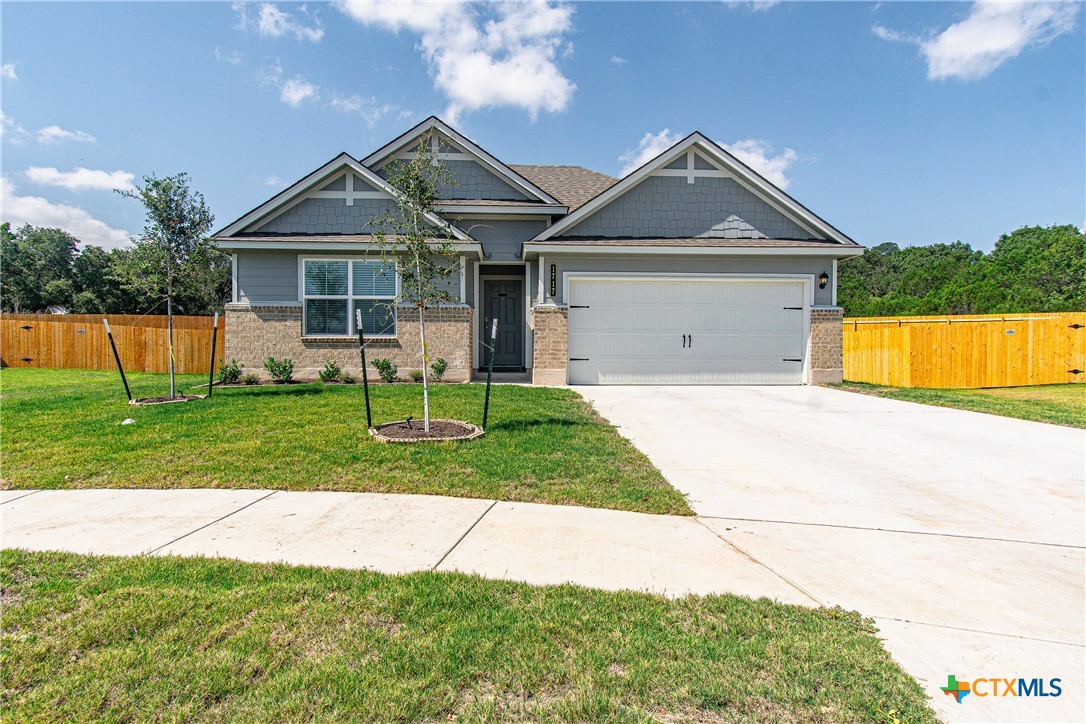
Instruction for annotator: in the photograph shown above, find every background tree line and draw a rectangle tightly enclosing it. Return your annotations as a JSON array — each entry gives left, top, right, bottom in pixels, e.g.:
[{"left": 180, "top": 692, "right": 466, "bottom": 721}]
[
  {"left": 1, "top": 173, "right": 228, "bottom": 317},
  {"left": 837, "top": 224, "right": 1084, "bottom": 316}
]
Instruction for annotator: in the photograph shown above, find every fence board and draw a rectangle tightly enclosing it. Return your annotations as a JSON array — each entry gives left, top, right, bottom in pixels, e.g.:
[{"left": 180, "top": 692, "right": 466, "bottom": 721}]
[
  {"left": 0, "top": 314, "right": 225, "bottom": 374},
  {"left": 843, "top": 312, "right": 1086, "bottom": 388}
]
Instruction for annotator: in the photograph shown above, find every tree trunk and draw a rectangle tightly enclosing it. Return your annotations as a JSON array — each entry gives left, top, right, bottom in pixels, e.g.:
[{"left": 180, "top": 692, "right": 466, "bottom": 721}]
[
  {"left": 167, "top": 296, "right": 176, "bottom": 399},
  {"left": 416, "top": 254, "right": 430, "bottom": 432},
  {"left": 167, "top": 257, "right": 175, "bottom": 399}
]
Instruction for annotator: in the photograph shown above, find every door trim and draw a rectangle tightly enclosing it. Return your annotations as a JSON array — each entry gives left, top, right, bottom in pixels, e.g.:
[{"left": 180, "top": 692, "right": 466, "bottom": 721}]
[{"left": 564, "top": 272, "right": 814, "bottom": 385}]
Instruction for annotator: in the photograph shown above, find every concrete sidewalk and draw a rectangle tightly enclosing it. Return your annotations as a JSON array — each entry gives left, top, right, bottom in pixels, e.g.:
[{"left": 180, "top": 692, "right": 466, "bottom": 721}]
[{"left": 0, "top": 488, "right": 814, "bottom": 604}]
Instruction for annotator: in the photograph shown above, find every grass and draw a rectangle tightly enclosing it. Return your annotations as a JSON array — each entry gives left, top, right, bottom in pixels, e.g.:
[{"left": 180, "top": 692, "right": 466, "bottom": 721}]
[
  {"left": 834, "top": 381, "right": 1085, "bottom": 428},
  {"left": 0, "top": 549, "right": 936, "bottom": 722},
  {"left": 0, "top": 368, "right": 690, "bottom": 515}
]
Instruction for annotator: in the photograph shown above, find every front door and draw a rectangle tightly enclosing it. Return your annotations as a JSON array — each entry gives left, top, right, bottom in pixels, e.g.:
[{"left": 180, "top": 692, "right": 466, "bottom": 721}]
[{"left": 481, "top": 278, "right": 524, "bottom": 370}]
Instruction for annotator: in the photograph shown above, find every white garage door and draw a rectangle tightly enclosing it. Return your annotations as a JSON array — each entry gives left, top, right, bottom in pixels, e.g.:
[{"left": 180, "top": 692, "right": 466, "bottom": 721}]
[{"left": 567, "top": 277, "right": 807, "bottom": 385}]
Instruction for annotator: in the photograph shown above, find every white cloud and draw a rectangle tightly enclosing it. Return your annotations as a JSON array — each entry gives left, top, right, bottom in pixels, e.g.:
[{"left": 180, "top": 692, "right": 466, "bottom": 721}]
[
  {"left": 280, "top": 76, "right": 318, "bottom": 106},
  {"left": 609, "top": 55, "right": 628, "bottom": 66},
  {"left": 874, "top": 1, "right": 1081, "bottom": 81},
  {"left": 258, "top": 3, "right": 324, "bottom": 42},
  {"left": 0, "top": 177, "right": 132, "bottom": 249},
  {"left": 618, "top": 129, "right": 682, "bottom": 176},
  {"left": 722, "top": 139, "right": 798, "bottom": 190},
  {"left": 725, "top": 0, "right": 782, "bottom": 12},
  {"left": 337, "top": 0, "right": 576, "bottom": 123},
  {"left": 329, "top": 93, "right": 393, "bottom": 126},
  {"left": 1, "top": 111, "right": 28, "bottom": 140},
  {"left": 263, "top": 176, "right": 284, "bottom": 186},
  {"left": 35, "top": 125, "right": 96, "bottom": 145},
  {"left": 26, "top": 166, "right": 137, "bottom": 193},
  {"left": 1, "top": 63, "right": 16, "bottom": 81},
  {"left": 1, "top": 114, "right": 96, "bottom": 146},
  {"left": 214, "top": 47, "right": 243, "bottom": 65},
  {"left": 235, "top": 2, "right": 324, "bottom": 42},
  {"left": 619, "top": 129, "right": 799, "bottom": 188}
]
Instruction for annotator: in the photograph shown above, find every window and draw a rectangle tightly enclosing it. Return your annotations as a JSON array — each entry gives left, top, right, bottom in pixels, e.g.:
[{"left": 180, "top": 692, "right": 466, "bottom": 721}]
[{"left": 303, "top": 259, "right": 397, "bottom": 337}]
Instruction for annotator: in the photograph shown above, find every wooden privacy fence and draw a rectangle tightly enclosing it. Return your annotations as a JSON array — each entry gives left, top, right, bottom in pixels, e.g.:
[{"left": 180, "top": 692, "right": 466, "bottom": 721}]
[
  {"left": 843, "top": 312, "right": 1086, "bottom": 388},
  {"left": 0, "top": 314, "right": 225, "bottom": 374}
]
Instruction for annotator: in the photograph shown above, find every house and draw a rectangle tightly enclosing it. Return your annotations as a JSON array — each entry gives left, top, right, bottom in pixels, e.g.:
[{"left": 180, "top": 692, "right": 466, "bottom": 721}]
[{"left": 214, "top": 116, "right": 862, "bottom": 385}]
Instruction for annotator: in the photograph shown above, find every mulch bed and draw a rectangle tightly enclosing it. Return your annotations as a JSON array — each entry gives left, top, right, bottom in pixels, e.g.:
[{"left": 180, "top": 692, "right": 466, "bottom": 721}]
[
  {"left": 130, "top": 394, "right": 204, "bottom": 406},
  {"left": 369, "top": 419, "right": 484, "bottom": 443}
]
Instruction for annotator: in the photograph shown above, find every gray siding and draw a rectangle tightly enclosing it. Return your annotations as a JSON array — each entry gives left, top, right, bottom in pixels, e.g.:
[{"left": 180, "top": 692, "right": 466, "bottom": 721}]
[
  {"left": 254, "top": 197, "right": 400, "bottom": 235},
  {"left": 236, "top": 250, "right": 463, "bottom": 304},
  {"left": 540, "top": 254, "right": 836, "bottom": 307},
  {"left": 379, "top": 159, "right": 529, "bottom": 201},
  {"left": 237, "top": 251, "right": 298, "bottom": 303},
  {"left": 457, "top": 218, "right": 548, "bottom": 262},
  {"left": 560, "top": 175, "right": 816, "bottom": 240}
]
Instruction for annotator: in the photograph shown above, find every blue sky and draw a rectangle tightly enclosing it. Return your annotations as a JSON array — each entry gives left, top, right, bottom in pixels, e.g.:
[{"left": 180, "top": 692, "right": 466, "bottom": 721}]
[{"left": 2, "top": 1, "right": 1083, "bottom": 251}]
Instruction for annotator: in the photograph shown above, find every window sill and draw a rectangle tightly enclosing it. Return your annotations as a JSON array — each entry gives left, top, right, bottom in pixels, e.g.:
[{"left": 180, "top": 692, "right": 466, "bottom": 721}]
[{"left": 301, "top": 335, "right": 398, "bottom": 342}]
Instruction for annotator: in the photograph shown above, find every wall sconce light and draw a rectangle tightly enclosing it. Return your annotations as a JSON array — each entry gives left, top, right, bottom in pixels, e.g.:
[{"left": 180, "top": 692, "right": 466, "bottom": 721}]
[{"left": 818, "top": 271, "right": 829, "bottom": 289}]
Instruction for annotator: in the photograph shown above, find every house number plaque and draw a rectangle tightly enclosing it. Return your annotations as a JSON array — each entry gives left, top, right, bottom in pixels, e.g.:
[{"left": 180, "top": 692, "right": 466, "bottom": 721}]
[{"left": 549, "top": 264, "right": 557, "bottom": 297}]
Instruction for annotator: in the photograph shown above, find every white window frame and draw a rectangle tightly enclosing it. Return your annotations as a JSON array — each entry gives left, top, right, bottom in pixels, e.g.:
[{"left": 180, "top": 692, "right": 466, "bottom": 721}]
[{"left": 299, "top": 256, "right": 400, "bottom": 338}]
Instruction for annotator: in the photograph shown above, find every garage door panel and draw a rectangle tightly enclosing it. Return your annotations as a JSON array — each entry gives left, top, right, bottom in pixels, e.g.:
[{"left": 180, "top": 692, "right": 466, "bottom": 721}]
[{"left": 567, "top": 278, "right": 807, "bottom": 385}]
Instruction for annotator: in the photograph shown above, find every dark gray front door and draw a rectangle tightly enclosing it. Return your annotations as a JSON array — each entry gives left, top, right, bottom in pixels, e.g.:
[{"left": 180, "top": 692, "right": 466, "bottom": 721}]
[{"left": 481, "top": 279, "right": 524, "bottom": 369}]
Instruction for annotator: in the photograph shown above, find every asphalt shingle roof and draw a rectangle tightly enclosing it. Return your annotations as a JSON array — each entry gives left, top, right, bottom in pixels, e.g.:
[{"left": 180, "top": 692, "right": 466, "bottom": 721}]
[{"left": 509, "top": 165, "right": 617, "bottom": 211}]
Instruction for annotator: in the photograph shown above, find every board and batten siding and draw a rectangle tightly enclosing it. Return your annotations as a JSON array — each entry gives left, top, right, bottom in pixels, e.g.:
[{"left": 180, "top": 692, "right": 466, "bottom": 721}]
[
  {"left": 557, "top": 175, "right": 818, "bottom": 240},
  {"left": 540, "top": 255, "right": 837, "bottom": 307},
  {"left": 235, "top": 250, "right": 464, "bottom": 305}
]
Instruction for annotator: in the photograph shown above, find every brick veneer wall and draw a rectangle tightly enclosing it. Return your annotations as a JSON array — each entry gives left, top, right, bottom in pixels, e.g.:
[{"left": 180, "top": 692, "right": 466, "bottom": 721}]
[
  {"left": 531, "top": 305, "right": 568, "bottom": 385},
  {"left": 810, "top": 307, "right": 844, "bottom": 384},
  {"left": 225, "top": 303, "right": 473, "bottom": 382}
]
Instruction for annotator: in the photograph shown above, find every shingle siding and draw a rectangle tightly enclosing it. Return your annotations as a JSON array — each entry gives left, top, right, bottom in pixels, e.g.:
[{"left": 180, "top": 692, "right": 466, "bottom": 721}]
[
  {"left": 559, "top": 175, "right": 816, "bottom": 240},
  {"left": 253, "top": 197, "right": 398, "bottom": 235},
  {"left": 378, "top": 159, "right": 530, "bottom": 201}
]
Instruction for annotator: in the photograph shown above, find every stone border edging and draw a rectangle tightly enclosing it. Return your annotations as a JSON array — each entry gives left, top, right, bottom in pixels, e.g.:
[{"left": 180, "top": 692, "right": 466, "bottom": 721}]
[{"left": 368, "top": 419, "right": 485, "bottom": 444}]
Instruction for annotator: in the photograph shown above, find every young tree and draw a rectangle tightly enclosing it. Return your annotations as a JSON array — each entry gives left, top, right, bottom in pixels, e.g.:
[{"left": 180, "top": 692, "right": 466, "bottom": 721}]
[
  {"left": 372, "top": 135, "right": 459, "bottom": 432},
  {"left": 115, "top": 172, "right": 216, "bottom": 398}
]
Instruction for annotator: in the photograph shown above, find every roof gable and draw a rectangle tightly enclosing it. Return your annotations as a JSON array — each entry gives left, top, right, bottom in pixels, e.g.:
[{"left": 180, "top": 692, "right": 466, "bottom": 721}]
[
  {"left": 533, "top": 133, "right": 856, "bottom": 245},
  {"left": 215, "top": 153, "right": 471, "bottom": 241},
  {"left": 362, "top": 116, "right": 560, "bottom": 205}
]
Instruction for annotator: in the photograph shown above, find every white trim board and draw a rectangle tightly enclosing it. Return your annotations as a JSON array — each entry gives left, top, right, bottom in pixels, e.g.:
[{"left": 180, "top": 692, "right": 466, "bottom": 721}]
[
  {"left": 217, "top": 240, "right": 484, "bottom": 257},
  {"left": 522, "top": 244, "right": 864, "bottom": 258}
]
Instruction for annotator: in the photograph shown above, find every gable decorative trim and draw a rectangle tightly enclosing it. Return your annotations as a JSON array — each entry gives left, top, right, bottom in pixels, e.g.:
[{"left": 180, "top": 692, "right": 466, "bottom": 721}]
[
  {"left": 362, "top": 116, "right": 561, "bottom": 206},
  {"left": 532, "top": 133, "right": 856, "bottom": 245}
]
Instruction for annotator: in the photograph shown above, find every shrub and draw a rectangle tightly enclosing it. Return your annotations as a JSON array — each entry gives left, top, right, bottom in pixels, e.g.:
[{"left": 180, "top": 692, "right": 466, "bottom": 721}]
[
  {"left": 263, "top": 357, "right": 294, "bottom": 384},
  {"left": 319, "top": 358, "right": 342, "bottom": 383},
  {"left": 408, "top": 369, "right": 424, "bottom": 383},
  {"left": 240, "top": 373, "right": 260, "bottom": 385},
  {"left": 341, "top": 372, "right": 355, "bottom": 384},
  {"left": 371, "top": 358, "right": 398, "bottom": 383},
  {"left": 430, "top": 357, "right": 448, "bottom": 382},
  {"left": 218, "top": 358, "right": 243, "bottom": 385}
]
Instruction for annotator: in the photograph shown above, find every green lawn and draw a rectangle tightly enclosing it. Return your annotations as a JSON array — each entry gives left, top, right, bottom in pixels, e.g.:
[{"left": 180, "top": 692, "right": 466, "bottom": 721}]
[
  {"left": 0, "top": 550, "right": 935, "bottom": 722},
  {"left": 834, "top": 381, "right": 1085, "bottom": 428},
  {"left": 0, "top": 368, "right": 689, "bottom": 515}
]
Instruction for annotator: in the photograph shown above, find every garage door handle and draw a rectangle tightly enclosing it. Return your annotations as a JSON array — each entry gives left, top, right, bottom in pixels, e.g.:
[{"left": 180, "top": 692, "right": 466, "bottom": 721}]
[
  {"left": 688, "top": 334, "right": 692, "bottom": 348},
  {"left": 783, "top": 306, "right": 803, "bottom": 310},
  {"left": 783, "top": 358, "right": 802, "bottom": 362},
  {"left": 682, "top": 334, "right": 687, "bottom": 348}
]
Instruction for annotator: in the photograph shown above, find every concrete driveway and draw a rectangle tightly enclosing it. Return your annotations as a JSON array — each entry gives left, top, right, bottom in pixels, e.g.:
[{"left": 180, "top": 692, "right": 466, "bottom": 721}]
[{"left": 577, "top": 385, "right": 1085, "bottom": 723}]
